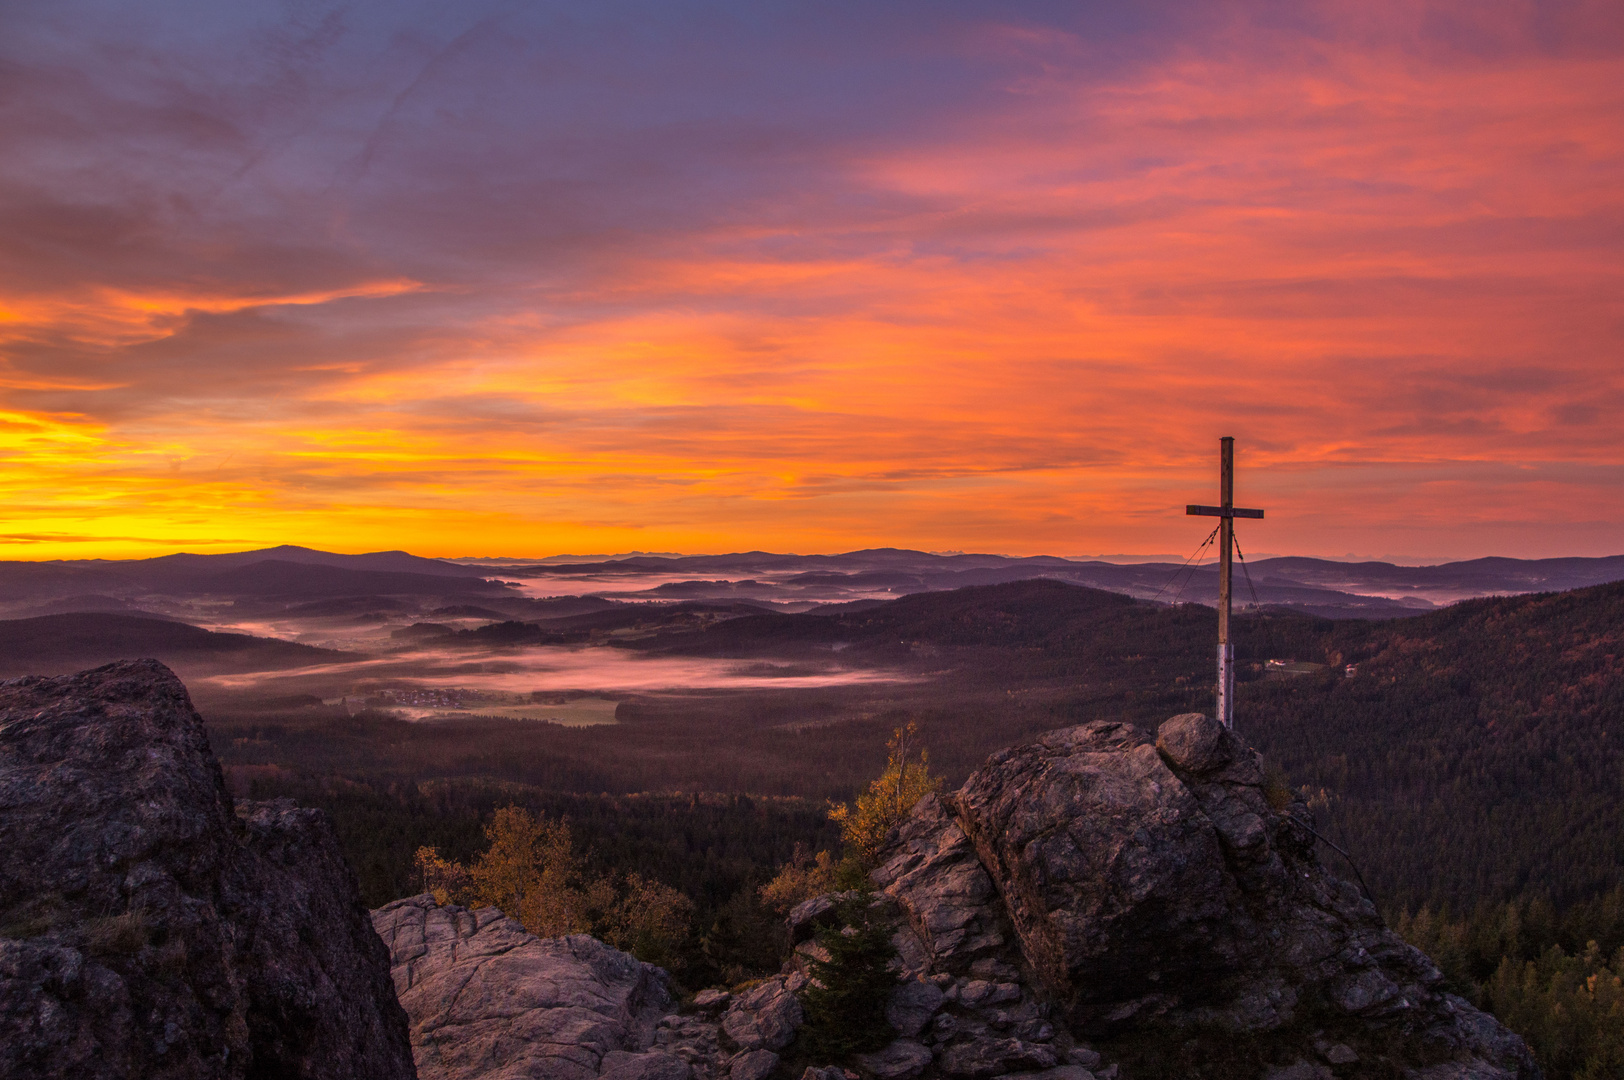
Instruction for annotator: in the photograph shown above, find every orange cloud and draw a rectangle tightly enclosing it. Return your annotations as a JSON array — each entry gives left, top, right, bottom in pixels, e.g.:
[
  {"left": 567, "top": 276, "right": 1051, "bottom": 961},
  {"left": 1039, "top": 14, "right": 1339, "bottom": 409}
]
[{"left": 0, "top": 1, "right": 1620, "bottom": 560}]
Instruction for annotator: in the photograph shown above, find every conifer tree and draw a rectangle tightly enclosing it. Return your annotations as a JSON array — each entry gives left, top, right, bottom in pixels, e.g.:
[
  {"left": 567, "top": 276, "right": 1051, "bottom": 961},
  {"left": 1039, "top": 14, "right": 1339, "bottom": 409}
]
[{"left": 795, "top": 896, "right": 900, "bottom": 1060}]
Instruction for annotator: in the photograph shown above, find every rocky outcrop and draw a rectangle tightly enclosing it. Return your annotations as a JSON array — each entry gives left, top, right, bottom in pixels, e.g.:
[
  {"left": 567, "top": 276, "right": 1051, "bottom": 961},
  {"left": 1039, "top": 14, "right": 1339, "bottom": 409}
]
[
  {"left": 373, "top": 895, "right": 840, "bottom": 1080},
  {"left": 0, "top": 660, "right": 415, "bottom": 1080},
  {"left": 869, "top": 798, "right": 1009, "bottom": 976},
  {"left": 777, "top": 715, "right": 1543, "bottom": 1079},
  {"left": 357, "top": 712, "right": 1536, "bottom": 1080},
  {"left": 869, "top": 713, "right": 1539, "bottom": 1080},
  {"left": 372, "top": 896, "right": 680, "bottom": 1080}
]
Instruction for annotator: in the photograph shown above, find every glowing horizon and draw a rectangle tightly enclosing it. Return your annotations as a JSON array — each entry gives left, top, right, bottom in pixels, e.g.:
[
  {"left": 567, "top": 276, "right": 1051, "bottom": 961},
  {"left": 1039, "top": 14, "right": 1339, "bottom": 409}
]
[{"left": 3, "top": 1, "right": 1620, "bottom": 562}]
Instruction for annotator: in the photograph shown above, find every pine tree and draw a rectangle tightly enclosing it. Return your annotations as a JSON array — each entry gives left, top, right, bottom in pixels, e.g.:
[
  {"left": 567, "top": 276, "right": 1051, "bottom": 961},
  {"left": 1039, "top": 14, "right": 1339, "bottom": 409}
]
[{"left": 795, "top": 896, "right": 900, "bottom": 1060}]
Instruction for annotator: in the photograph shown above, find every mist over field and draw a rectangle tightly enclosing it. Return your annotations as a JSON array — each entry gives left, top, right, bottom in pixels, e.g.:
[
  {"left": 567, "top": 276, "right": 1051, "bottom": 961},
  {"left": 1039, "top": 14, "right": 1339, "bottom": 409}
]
[
  {"left": 6, "top": 544, "right": 1624, "bottom": 712},
  {"left": 199, "top": 643, "right": 914, "bottom": 703}
]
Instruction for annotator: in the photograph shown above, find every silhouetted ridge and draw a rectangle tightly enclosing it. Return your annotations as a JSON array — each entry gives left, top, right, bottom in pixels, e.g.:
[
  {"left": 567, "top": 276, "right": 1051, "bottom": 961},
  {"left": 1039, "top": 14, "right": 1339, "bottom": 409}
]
[{"left": 0, "top": 613, "right": 349, "bottom": 677}]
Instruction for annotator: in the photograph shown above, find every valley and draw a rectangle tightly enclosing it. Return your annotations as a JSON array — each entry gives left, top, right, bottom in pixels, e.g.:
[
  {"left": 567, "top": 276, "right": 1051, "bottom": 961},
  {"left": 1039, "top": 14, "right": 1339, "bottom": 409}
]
[{"left": 3, "top": 547, "right": 1618, "bottom": 920}]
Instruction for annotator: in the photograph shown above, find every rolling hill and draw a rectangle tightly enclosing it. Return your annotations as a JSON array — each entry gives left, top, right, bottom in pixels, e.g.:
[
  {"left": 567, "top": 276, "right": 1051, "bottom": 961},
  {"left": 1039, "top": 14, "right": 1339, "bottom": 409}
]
[
  {"left": 1248, "top": 580, "right": 1624, "bottom": 912},
  {"left": 449, "top": 546, "right": 1624, "bottom": 615},
  {"left": 0, "top": 614, "right": 353, "bottom": 678}
]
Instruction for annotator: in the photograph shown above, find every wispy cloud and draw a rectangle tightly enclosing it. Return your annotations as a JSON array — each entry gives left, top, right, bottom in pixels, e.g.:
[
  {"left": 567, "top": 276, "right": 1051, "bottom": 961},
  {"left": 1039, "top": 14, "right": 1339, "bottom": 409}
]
[{"left": 0, "top": 0, "right": 1619, "bottom": 558}]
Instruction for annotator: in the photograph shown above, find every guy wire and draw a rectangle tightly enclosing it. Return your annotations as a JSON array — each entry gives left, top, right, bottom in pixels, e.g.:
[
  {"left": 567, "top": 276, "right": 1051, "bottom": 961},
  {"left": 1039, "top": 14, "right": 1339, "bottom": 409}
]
[
  {"left": 1233, "top": 531, "right": 1261, "bottom": 610},
  {"left": 1152, "top": 524, "right": 1220, "bottom": 606}
]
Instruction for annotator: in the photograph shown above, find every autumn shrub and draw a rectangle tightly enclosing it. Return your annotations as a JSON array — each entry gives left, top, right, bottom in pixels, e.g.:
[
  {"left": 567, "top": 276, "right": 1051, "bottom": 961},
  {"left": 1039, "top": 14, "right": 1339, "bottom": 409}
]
[
  {"left": 415, "top": 845, "right": 472, "bottom": 905},
  {"left": 758, "top": 843, "right": 839, "bottom": 915},
  {"left": 600, "top": 873, "right": 694, "bottom": 971},
  {"left": 413, "top": 804, "right": 694, "bottom": 968},
  {"left": 760, "top": 721, "right": 942, "bottom": 924},
  {"left": 826, "top": 720, "right": 942, "bottom": 874}
]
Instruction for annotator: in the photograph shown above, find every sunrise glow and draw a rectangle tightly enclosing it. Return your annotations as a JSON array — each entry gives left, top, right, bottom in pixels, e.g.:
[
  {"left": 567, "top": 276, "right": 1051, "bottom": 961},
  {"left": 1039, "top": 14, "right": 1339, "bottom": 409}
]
[{"left": 2, "top": 0, "right": 1620, "bottom": 560}]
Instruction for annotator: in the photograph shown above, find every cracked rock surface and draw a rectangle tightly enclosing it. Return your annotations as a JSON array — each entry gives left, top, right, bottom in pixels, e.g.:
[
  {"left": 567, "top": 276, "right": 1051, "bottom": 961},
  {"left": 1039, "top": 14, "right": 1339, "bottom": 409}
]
[
  {"left": 0, "top": 660, "right": 415, "bottom": 1080},
  {"left": 939, "top": 714, "right": 1539, "bottom": 1079},
  {"left": 373, "top": 896, "right": 677, "bottom": 1080}
]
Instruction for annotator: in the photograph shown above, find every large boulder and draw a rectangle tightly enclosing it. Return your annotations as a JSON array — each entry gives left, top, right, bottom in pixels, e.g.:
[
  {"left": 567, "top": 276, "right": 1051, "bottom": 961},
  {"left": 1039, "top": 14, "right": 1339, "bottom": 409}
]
[
  {"left": 0, "top": 660, "right": 415, "bottom": 1080},
  {"left": 951, "top": 719, "right": 1241, "bottom": 1001},
  {"left": 720, "top": 973, "right": 806, "bottom": 1053},
  {"left": 935, "top": 715, "right": 1538, "bottom": 1079},
  {"left": 372, "top": 895, "right": 678, "bottom": 1080}
]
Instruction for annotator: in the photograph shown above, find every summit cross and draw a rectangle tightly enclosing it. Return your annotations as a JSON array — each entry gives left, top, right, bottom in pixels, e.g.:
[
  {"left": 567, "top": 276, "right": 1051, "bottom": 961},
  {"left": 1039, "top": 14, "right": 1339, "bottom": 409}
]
[{"left": 1185, "top": 436, "right": 1265, "bottom": 729}]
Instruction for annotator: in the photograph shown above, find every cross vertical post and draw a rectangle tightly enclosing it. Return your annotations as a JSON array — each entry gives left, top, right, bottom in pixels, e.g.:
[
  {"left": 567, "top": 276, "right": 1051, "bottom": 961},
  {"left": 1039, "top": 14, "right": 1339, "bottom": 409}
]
[
  {"left": 1217, "top": 436, "right": 1235, "bottom": 726},
  {"left": 1186, "top": 437, "right": 1264, "bottom": 730}
]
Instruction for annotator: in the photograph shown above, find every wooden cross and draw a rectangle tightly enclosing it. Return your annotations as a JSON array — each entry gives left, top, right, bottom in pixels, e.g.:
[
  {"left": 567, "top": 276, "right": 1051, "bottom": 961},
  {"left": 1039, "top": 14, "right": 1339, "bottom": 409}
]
[{"left": 1186, "top": 436, "right": 1264, "bottom": 729}]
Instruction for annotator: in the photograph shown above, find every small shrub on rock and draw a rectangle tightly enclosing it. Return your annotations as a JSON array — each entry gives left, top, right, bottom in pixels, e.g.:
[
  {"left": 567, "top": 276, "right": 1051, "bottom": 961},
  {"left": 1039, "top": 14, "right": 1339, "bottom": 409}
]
[
  {"left": 412, "top": 804, "right": 695, "bottom": 969},
  {"left": 826, "top": 720, "right": 942, "bottom": 874},
  {"left": 794, "top": 896, "right": 900, "bottom": 1061},
  {"left": 759, "top": 843, "right": 839, "bottom": 915}
]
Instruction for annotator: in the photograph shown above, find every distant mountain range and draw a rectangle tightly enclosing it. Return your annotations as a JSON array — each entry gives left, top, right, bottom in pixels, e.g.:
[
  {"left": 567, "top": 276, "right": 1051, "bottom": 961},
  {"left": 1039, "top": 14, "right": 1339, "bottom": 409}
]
[
  {"left": 469, "top": 547, "right": 1624, "bottom": 617},
  {"left": 0, "top": 546, "right": 509, "bottom": 621},
  {"left": 2, "top": 545, "right": 1621, "bottom": 624}
]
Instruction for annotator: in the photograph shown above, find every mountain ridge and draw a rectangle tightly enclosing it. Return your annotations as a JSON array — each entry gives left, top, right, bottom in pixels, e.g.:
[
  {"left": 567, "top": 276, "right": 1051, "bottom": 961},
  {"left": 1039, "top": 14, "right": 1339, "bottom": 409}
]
[{"left": 0, "top": 613, "right": 355, "bottom": 678}]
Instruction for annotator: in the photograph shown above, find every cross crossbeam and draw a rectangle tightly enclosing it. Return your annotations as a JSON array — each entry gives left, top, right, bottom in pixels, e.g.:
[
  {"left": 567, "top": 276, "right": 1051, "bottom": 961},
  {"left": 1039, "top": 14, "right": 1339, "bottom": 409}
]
[
  {"left": 1185, "top": 437, "right": 1265, "bottom": 730},
  {"left": 1186, "top": 505, "right": 1264, "bottom": 519}
]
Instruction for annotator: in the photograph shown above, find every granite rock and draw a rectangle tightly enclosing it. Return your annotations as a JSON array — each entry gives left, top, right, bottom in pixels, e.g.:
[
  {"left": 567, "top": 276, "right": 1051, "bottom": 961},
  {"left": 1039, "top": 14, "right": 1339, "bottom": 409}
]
[
  {"left": 729, "top": 1049, "right": 779, "bottom": 1080},
  {"left": 938, "top": 1038, "right": 1057, "bottom": 1079},
  {"left": 602, "top": 1051, "right": 694, "bottom": 1080},
  {"left": 886, "top": 980, "right": 946, "bottom": 1038},
  {"left": 869, "top": 796, "right": 1006, "bottom": 975},
  {"left": 721, "top": 974, "right": 806, "bottom": 1053},
  {"left": 853, "top": 1038, "right": 934, "bottom": 1079},
  {"left": 373, "top": 894, "right": 673, "bottom": 1080},
  {"left": 938, "top": 714, "right": 1539, "bottom": 1079},
  {"left": 0, "top": 661, "right": 414, "bottom": 1080}
]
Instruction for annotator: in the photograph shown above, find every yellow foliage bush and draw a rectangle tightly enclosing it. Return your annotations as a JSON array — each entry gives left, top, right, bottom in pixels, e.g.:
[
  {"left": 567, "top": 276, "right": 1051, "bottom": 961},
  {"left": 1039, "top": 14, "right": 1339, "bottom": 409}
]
[
  {"left": 827, "top": 720, "right": 942, "bottom": 872},
  {"left": 758, "top": 844, "right": 838, "bottom": 914},
  {"left": 602, "top": 873, "right": 694, "bottom": 970},
  {"left": 411, "top": 805, "right": 693, "bottom": 968},
  {"left": 414, "top": 845, "right": 471, "bottom": 906},
  {"left": 474, "top": 806, "right": 594, "bottom": 936}
]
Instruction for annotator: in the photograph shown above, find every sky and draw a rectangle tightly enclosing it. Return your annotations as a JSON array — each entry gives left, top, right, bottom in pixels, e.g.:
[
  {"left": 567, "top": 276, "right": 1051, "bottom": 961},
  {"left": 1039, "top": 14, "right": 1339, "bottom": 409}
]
[{"left": 1, "top": 0, "right": 1620, "bottom": 562}]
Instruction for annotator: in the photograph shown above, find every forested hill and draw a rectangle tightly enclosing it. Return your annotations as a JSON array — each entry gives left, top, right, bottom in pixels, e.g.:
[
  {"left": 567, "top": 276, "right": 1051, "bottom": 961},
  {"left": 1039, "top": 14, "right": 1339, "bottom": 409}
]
[
  {"left": 0, "top": 613, "right": 351, "bottom": 678},
  {"left": 624, "top": 576, "right": 1624, "bottom": 916},
  {"left": 1243, "top": 580, "right": 1624, "bottom": 913},
  {"left": 195, "top": 573, "right": 1624, "bottom": 922}
]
